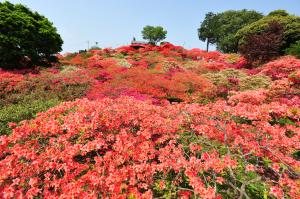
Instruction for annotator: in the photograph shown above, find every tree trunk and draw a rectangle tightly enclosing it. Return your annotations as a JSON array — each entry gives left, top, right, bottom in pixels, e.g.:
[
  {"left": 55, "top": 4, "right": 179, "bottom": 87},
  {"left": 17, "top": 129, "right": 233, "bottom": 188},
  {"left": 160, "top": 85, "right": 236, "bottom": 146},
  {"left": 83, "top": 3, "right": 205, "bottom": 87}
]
[{"left": 206, "top": 39, "right": 209, "bottom": 52}]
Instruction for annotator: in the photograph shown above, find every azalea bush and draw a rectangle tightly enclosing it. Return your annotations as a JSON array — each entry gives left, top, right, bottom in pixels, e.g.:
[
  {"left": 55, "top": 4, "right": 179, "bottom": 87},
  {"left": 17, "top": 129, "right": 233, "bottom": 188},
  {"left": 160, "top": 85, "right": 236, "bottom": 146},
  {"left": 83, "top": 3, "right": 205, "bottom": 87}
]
[
  {"left": 1, "top": 43, "right": 300, "bottom": 198},
  {"left": 259, "top": 56, "right": 300, "bottom": 80},
  {"left": 0, "top": 68, "right": 91, "bottom": 106},
  {"left": 0, "top": 68, "right": 92, "bottom": 135},
  {"left": 86, "top": 66, "right": 216, "bottom": 103},
  {"left": 0, "top": 96, "right": 299, "bottom": 198},
  {"left": 0, "top": 70, "right": 25, "bottom": 98},
  {"left": 204, "top": 69, "right": 271, "bottom": 97},
  {"left": 60, "top": 43, "right": 248, "bottom": 103}
]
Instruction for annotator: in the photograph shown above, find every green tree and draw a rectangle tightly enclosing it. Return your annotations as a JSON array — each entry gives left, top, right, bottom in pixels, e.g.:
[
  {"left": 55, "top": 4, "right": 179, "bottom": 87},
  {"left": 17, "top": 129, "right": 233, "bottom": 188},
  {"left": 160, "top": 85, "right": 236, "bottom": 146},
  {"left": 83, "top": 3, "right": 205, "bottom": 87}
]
[
  {"left": 285, "top": 40, "right": 300, "bottom": 58},
  {"left": 215, "top": 10, "right": 263, "bottom": 53},
  {"left": 0, "top": 1, "right": 63, "bottom": 69},
  {"left": 239, "top": 21, "right": 284, "bottom": 67},
  {"left": 236, "top": 10, "right": 300, "bottom": 53},
  {"left": 142, "top": 26, "right": 167, "bottom": 45},
  {"left": 198, "top": 12, "right": 220, "bottom": 52},
  {"left": 198, "top": 10, "right": 263, "bottom": 53},
  {"left": 268, "top": 9, "right": 289, "bottom": 17}
]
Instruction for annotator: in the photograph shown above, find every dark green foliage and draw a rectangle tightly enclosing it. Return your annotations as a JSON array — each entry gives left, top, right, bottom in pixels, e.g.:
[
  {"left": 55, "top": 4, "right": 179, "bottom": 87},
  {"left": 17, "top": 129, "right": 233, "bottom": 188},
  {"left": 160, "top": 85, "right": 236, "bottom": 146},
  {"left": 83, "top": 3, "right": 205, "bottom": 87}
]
[
  {"left": 198, "top": 10, "right": 263, "bottom": 53},
  {"left": 0, "top": 1, "right": 63, "bottom": 69},
  {"left": 216, "top": 10, "right": 263, "bottom": 53},
  {"left": 142, "top": 26, "right": 167, "bottom": 45},
  {"left": 269, "top": 116, "right": 297, "bottom": 127},
  {"left": 285, "top": 40, "right": 300, "bottom": 58},
  {"left": 292, "top": 151, "right": 300, "bottom": 161},
  {"left": 198, "top": 12, "right": 220, "bottom": 51},
  {"left": 236, "top": 10, "right": 300, "bottom": 53}
]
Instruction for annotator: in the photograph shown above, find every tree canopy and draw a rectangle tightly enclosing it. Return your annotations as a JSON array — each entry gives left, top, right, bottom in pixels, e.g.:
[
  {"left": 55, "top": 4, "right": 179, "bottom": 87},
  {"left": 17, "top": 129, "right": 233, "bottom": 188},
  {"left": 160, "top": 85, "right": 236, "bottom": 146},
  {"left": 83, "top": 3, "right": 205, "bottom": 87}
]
[
  {"left": 198, "top": 10, "right": 263, "bottom": 53},
  {"left": 216, "top": 10, "right": 263, "bottom": 53},
  {"left": 239, "top": 21, "right": 284, "bottom": 67},
  {"left": 285, "top": 40, "right": 300, "bottom": 58},
  {"left": 236, "top": 10, "right": 300, "bottom": 53},
  {"left": 142, "top": 26, "right": 167, "bottom": 45},
  {"left": 198, "top": 12, "right": 220, "bottom": 51},
  {"left": 0, "top": 1, "right": 63, "bottom": 69}
]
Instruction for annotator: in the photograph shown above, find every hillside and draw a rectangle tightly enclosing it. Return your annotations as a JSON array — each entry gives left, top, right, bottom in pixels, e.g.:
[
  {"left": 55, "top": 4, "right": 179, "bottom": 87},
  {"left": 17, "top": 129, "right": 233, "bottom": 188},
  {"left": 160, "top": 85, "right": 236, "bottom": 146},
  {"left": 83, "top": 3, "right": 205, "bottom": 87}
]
[{"left": 1, "top": 43, "right": 300, "bottom": 198}]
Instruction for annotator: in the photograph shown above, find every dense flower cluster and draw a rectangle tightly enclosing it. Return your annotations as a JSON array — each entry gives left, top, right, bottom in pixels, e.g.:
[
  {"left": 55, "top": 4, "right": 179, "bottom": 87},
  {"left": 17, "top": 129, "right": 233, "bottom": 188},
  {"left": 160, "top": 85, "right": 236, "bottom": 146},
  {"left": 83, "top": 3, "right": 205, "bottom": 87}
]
[
  {"left": 1, "top": 67, "right": 91, "bottom": 94},
  {"left": 0, "top": 70, "right": 25, "bottom": 96},
  {"left": 259, "top": 56, "right": 300, "bottom": 80},
  {"left": 1, "top": 43, "right": 300, "bottom": 198},
  {"left": 58, "top": 43, "right": 249, "bottom": 103},
  {"left": 1, "top": 95, "right": 300, "bottom": 198},
  {"left": 87, "top": 67, "right": 215, "bottom": 103}
]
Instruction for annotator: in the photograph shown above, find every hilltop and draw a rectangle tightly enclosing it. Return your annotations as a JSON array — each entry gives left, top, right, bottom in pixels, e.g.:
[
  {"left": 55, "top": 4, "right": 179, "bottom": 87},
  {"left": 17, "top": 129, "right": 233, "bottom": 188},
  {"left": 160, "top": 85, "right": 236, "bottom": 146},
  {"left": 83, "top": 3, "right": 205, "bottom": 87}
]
[{"left": 1, "top": 43, "right": 300, "bottom": 198}]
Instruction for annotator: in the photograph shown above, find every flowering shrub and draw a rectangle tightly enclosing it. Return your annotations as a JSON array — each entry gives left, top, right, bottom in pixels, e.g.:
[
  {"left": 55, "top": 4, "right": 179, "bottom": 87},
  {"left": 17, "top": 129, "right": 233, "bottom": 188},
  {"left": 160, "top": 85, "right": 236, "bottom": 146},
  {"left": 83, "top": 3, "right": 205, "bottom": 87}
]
[
  {"left": 228, "top": 89, "right": 268, "bottom": 105},
  {"left": 68, "top": 54, "right": 85, "bottom": 65},
  {"left": 0, "top": 70, "right": 25, "bottom": 97},
  {"left": 1, "top": 43, "right": 300, "bottom": 198},
  {"left": 288, "top": 70, "right": 300, "bottom": 85},
  {"left": 204, "top": 69, "right": 271, "bottom": 97},
  {"left": 86, "top": 55, "right": 103, "bottom": 68},
  {"left": 0, "top": 68, "right": 93, "bottom": 135},
  {"left": 238, "top": 74, "right": 271, "bottom": 91},
  {"left": 260, "top": 56, "right": 300, "bottom": 80},
  {"left": 117, "top": 59, "right": 132, "bottom": 68},
  {"left": 266, "top": 78, "right": 298, "bottom": 101},
  {"left": 0, "top": 96, "right": 299, "bottom": 198},
  {"left": 87, "top": 66, "right": 215, "bottom": 103}
]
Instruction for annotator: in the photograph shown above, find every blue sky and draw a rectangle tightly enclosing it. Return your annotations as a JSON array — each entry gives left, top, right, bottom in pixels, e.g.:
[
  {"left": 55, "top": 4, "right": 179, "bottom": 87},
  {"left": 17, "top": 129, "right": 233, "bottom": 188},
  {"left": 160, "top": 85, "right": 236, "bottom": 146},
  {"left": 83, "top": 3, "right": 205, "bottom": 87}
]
[{"left": 6, "top": 0, "right": 300, "bottom": 52}]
